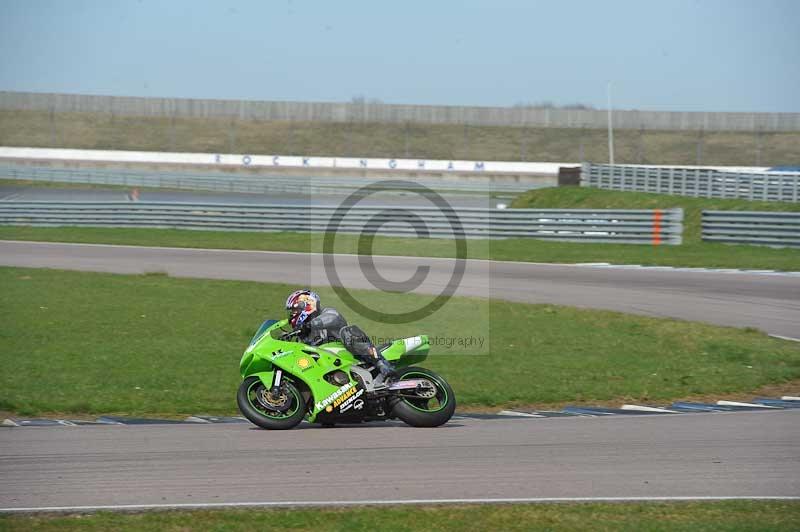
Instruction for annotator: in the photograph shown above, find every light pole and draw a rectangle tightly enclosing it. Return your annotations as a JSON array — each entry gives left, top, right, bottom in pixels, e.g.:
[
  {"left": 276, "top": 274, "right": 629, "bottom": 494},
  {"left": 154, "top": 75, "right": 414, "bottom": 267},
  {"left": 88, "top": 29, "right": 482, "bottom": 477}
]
[{"left": 607, "top": 82, "right": 615, "bottom": 165}]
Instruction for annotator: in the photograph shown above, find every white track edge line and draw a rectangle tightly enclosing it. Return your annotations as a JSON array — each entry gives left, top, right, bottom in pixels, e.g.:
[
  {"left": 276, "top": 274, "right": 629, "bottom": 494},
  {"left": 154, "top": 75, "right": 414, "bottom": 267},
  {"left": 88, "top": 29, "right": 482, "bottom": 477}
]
[
  {"left": 769, "top": 334, "right": 800, "bottom": 343},
  {"left": 716, "top": 400, "right": 779, "bottom": 408},
  {"left": 2, "top": 496, "right": 799, "bottom": 513},
  {"left": 621, "top": 405, "right": 679, "bottom": 413},
  {"left": 496, "top": 410, "right": 544, "bottom": 417}
]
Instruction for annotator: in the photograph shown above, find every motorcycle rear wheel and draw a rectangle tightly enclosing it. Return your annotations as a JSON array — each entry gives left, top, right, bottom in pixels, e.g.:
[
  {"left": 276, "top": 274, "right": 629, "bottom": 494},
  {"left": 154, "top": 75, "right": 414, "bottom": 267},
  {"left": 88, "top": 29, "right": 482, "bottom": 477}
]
[
  {"left": 237, "top": 376, "right": 305, "bottom": 430},
  {"left": 390, "top": 366, "right": 456, "bottom": 428}
]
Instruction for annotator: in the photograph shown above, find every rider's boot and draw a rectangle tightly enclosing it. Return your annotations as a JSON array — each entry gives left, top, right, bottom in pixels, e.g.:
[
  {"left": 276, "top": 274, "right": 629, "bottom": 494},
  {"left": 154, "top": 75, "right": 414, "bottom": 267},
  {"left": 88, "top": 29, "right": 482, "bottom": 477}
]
[{"left": 364, "top": 345, "right": 395, "bottom": 383}]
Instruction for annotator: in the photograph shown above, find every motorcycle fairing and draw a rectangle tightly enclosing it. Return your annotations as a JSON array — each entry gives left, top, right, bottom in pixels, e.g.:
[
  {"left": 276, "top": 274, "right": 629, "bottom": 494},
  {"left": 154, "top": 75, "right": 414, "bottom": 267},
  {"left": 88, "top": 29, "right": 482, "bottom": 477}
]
[{"left": 241, "top": 319, "right": 430, "bottom": 422}]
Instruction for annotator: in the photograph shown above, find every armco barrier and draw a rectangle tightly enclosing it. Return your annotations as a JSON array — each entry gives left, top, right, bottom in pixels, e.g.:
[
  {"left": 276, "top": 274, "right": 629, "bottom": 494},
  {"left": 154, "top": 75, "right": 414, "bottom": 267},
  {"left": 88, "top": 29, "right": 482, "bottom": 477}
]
[
  {"left": 582, "top": 163, "right": 800, "bottom": 203},
  {"left": 0, "top": 202, "right": 684, "bottom": 244},
  {"left": 702, "top": 211, "right": 800, "bottom": 248}
]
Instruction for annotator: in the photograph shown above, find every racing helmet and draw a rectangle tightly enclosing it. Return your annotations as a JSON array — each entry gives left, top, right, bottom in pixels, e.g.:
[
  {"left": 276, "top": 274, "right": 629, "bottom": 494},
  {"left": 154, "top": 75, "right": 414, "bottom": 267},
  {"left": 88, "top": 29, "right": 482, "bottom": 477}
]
[{"left": 285, "top": 289, "right": 320, "bottom": 329}]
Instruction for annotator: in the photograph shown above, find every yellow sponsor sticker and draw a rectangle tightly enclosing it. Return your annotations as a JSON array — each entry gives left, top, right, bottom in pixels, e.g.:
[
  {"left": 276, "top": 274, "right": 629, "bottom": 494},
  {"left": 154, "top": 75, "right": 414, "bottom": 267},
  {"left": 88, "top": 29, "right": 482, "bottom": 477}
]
[{"left": 332, "top": 385, "right": 358, "bottom": 408}]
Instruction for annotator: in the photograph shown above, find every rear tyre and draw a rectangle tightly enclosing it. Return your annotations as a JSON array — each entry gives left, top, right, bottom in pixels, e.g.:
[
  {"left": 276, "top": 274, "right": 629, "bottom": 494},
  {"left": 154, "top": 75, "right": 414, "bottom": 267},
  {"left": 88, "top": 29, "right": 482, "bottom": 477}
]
[
  {"left": 389, "top": 366, "right": 456, "bottom": 428},
  {"left": 237, "top": 376, "right": 305, "bottom": 430}
]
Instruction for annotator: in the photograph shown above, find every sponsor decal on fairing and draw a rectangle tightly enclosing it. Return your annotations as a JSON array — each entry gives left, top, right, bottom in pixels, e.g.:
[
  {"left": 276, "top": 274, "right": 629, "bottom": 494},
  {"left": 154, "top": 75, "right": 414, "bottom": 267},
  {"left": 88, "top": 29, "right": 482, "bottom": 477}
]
[
  {"left": 314, "top": 382, "right": 354, "bottom": 412},
  {"left": 338, "top": 389, "right": 365, "bottom": 413}
]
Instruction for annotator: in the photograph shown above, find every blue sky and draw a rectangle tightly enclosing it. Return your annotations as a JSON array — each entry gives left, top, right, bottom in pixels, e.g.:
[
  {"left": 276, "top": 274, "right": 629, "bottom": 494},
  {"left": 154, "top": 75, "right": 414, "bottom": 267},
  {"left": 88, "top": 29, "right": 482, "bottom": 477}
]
[{"left": 1, "top": 0, "right": 798, "bottom": 112}]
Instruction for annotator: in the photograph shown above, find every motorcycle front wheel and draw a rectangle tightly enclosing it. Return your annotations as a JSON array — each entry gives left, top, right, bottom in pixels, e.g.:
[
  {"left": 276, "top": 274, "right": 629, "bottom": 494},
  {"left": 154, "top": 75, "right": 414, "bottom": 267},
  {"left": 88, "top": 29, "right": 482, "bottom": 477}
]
[
  {"left": 389, "top": 366, "right": 456, "bottom": 428},
  {"left": 237, "top": 376, "right": 305, "bottom": 430}
]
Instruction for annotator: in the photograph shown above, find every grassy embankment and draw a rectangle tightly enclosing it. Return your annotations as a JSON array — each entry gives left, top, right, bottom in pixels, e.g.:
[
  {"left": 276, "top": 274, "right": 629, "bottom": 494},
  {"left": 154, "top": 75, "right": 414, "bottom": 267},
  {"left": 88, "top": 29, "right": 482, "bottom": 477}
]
[
  {"left": 2, "top": 109, "right": 799, "bottom": 165},
  {"left": 1, "top": 187, "right": 798, "bottom": 270},
  {"left": 2, "top": 501, "right": 799, "bottom": 531},
  {"left": 2, "top": 267, "right": 798, "bottom": 417}
]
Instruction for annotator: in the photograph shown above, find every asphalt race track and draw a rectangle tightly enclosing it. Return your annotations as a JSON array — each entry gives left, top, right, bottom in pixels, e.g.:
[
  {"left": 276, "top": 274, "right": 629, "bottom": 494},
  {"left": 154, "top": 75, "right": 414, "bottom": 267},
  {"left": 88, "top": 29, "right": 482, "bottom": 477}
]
[
  {"left": 1, "top": 411, "right": 798, "bottom": 511},
  {"left": 1, "top": 240, "right": 798, "bottom": 338},
  {"left": 1, "top": 241, "right": 799, "bottom": 511},
  {"left": 0, "top": 185, "right": 510, "bottom": 208}
]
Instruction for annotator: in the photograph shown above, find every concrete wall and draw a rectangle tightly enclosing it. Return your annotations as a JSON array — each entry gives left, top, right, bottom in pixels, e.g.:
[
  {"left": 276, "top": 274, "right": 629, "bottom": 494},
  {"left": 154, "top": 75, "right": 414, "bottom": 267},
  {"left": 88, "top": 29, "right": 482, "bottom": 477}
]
[
  {"left": 0, "top": 147, "right": 563, "bottom": 186},
  {"left": 2, "top": 91, "right": 799, "bottom": 132}
]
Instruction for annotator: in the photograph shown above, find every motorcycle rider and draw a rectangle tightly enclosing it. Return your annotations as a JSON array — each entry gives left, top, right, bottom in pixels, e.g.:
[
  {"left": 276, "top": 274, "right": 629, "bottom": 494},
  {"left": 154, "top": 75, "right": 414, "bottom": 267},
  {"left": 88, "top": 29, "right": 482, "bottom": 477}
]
[{"left": 285, "top": 289, "right": 395, "bottom": 379}]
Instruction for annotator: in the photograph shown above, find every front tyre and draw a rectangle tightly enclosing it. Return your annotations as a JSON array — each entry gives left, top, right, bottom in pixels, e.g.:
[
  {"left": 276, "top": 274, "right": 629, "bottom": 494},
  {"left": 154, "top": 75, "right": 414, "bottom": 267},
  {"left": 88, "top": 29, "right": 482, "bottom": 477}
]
[
  {"left": 237, "top": 376, "right": 305, "bottom": 430},
  {"left": 389, "top": 367, "right": 456, "bottom": 428}
]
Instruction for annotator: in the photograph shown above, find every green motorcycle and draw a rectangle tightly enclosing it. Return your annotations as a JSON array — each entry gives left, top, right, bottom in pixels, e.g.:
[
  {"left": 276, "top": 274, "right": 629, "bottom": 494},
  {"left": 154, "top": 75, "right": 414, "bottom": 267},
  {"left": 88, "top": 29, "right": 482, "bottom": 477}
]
[{"left": 237, "top": 318, "right": 456, "bottom": 429}]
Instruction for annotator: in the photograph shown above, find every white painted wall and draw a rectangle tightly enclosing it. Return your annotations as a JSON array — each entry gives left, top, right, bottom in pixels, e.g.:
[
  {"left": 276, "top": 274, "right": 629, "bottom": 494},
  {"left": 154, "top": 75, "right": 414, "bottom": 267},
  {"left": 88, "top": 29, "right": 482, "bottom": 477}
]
[
  {"left": 0, "top": 147, "right": 770, "bottom": 175},
  {"left": 0, "top": 147, "right": 570, "bottom": 175}
]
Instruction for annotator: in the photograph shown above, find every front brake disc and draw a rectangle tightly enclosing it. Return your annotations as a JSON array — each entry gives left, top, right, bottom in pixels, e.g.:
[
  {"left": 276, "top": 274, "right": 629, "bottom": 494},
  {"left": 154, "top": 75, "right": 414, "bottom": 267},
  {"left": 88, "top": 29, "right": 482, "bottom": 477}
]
[{"left": 258, "top": 388, "right": 291, "bottom": 412}]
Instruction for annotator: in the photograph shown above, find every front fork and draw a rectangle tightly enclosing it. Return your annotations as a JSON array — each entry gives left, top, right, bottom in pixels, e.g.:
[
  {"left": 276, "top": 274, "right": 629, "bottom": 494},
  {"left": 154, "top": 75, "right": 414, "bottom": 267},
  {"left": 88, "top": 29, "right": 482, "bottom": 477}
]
[{"left": 270, "top": 369, "right": 283, "bottom": 397}]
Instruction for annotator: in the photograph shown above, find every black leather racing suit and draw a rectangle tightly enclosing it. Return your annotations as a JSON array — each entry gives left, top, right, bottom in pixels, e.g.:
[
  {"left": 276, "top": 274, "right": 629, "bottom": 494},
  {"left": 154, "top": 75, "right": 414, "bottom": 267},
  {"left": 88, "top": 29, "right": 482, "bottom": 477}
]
[
  {"left": 299, "top": 307, "right": 348, "bottom": 347},
  {"left": 299, "top": 307, "right": 394, "bottom": 377}
]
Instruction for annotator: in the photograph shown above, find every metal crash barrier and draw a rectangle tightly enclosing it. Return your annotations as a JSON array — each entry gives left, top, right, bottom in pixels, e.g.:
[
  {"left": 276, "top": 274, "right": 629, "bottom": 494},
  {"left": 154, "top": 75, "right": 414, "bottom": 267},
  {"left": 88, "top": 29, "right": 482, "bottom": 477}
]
[
  {"left": 582, "top": 163, "right": 799, "bottom": 203},
  {"left": 702, "top": 211, "right": 800, "bottom": 248},
  {"left": 0, "top": 202, "right": 684, "bottom": 244}
]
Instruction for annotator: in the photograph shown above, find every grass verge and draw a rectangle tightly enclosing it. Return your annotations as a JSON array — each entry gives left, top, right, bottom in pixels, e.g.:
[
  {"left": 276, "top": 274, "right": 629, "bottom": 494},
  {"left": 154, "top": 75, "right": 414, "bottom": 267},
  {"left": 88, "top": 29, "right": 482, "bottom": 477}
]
[
  {"left": 2, "top": 108, "right": 800, "bottom": 166},
  {"left": 1, "top": 267, "right": 798, "bottom": 416},
  {"left": 2, "top": 501, "right": 799, "bottom": 531}
]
